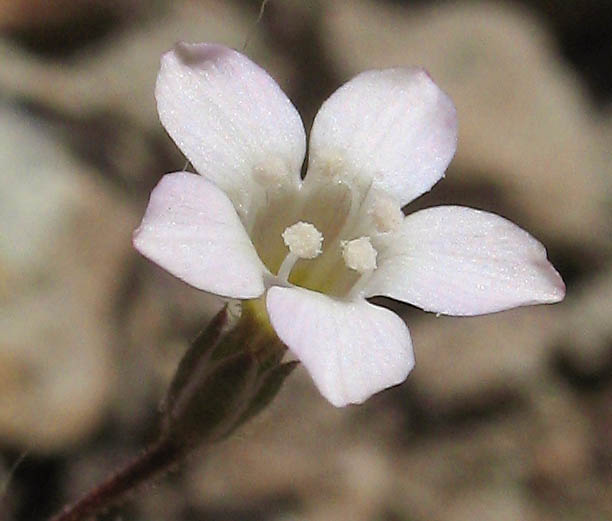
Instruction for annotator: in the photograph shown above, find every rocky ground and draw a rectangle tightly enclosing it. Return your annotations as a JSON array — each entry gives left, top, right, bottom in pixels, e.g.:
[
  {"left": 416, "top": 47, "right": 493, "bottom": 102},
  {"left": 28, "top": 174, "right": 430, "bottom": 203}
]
[{"left": 0, "top": 1, "right": 610, "bottom": 520}]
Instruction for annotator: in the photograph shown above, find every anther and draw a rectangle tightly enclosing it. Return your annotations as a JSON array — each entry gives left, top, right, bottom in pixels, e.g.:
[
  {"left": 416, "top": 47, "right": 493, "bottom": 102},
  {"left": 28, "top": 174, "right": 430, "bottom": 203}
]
[
  {"left": 282, "top": 221, "right": 323, "bottom": 259},
  {"left": 311, "top": 152, "right": 345, "bottom": 180},
  {"left": 277, "top": 222, "right": 324, "bottom": 283},
  {"left": 342, "top": 236, "right": 377, "bottom": 273},
  {"left": 370, "top": 193, "right": 403, "bottom": 233},
  {"left": 324, "top": 155, "right": 345, "bottom": 179},
  {"left": 253, "top": 157, "right": 288, "bottom": 187}
]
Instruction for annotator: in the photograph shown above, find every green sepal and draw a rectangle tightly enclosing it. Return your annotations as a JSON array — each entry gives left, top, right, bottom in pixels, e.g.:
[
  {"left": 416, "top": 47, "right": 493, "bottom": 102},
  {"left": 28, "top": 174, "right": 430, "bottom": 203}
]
[
  {"left": 162, "top": 349, "right": 259, "bottom": 447},
  {"left": 161, "top": 304, "right": 233, "bottom": 418},
  {"left": 159, "top": 301, "right": 295, "bottom": 450},
  {"left": 229, "top": 360, "right": 299, "bottom": 436}
]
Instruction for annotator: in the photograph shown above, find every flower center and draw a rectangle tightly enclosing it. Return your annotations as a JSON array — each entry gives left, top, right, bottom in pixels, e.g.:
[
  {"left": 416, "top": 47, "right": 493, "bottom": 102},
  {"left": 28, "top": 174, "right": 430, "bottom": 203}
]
[{"left": 248, "top": 173, "right": 402, "bottom": 298}]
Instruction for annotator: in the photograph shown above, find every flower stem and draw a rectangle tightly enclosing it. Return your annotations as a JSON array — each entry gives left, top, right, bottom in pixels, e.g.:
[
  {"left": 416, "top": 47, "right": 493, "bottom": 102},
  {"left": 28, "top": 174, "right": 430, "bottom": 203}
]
[
  {"left": 48, "top": 437, "right": 183, "bottom": 521},
  {"left": 47, "top": 302, "right": 292, "bottom": 521}
]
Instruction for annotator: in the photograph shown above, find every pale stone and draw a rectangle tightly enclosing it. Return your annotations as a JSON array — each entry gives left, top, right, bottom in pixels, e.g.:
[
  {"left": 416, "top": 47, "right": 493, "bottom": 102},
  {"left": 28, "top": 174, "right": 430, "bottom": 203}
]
[
  {"left": 440, "top": 488, "right": 530, "bottom": 521},
  {"left": 408, "top": 306, "right": 562, "bottom": 407},
  {"left": 0, "top": 0, "right": 131, "bottom": 29},
  {"left": 560, "top": 266, "right": 612, "bottom": 372},
  {"left": 322, "top": 0, "right": 610, "bottom": 249},
  {"left": 0, "top": 1, "right": 289, "bottom": 129},
  {"left": 0, "top": 106, "right": 134, "bottom": 451}
]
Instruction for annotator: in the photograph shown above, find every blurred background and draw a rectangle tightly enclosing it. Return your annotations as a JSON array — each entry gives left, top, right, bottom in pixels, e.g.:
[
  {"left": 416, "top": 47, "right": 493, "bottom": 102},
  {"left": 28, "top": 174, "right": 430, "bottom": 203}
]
[{"left": 0, "top": 0, "right": 611, "bottom": 520}]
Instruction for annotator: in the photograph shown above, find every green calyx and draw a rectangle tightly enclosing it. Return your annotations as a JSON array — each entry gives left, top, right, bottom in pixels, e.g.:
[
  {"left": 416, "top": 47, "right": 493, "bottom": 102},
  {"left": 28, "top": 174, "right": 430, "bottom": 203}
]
[{"left": 160, "top": 301, "right": 294, "bottom": 449}]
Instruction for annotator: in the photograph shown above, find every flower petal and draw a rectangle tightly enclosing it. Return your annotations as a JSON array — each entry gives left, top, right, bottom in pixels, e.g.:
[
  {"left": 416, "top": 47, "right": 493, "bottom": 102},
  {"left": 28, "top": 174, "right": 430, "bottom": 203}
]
[
  {"left": 156, "top": 42, "right": 306, "bottom": 207},
  {"left": 366, "top": 206, "right": 566, "bottom": 315},
  {"left": 133, "top": 172, "right": 265, "bottom": 298},
  {"left": 307, "top": 68, "right": 457, "bottom": 206},
  {"left": 266, "top": 286, "right": 414, "bottom": 406}
]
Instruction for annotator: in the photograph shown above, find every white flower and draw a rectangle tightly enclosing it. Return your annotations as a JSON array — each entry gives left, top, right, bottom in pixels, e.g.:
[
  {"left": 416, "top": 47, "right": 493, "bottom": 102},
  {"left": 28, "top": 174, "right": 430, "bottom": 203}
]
[{"left": 134, "top": 43, "right": 565, "bottom": 407}]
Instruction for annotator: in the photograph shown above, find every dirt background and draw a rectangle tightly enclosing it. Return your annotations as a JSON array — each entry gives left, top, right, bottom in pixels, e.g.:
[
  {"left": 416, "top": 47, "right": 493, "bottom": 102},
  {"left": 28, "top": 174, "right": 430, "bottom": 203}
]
[{"left": 0, "top": 1, "right": 610, "bottom": 520}]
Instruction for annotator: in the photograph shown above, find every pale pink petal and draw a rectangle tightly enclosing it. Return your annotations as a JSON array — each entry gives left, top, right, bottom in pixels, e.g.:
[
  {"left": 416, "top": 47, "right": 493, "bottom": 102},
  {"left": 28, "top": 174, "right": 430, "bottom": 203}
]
[
  {"left": 366, "top": 206, "right": 566, "bottom": 315},
  {"left": 266, "top": 286, "right": 414, "bottom": 407},
  {"left": 307, "top": 68, "right": 457, "bottom": 206},
  {"left": 133, "top": 172, "right": 265, "bottom": 298},
  {"left": 156, "top": 43, "right": 306, "bottom": 202}
]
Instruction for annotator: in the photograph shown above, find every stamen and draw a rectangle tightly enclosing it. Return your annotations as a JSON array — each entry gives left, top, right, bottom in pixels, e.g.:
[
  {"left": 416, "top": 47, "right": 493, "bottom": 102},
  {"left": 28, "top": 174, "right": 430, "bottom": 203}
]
[
  {"left": 370, "top": 193, "right": 403, "bottom": 233},
  {"left": 342, "top": 236, "right": 377, "bottom": 273},
  {"left": 324, "top": 155, "right": 345, "bottom": 179},
  {"left": 343, "top": 237, "right": 378, "bottom": 299},
  {"left": 313, "top": 152, "right": 345, "bottom": 180},
  {"left": 276, "top": 252, "right": 299, "bottom": 283},
  {"left": 253, "top": 157, "right": 289, "bottom": 186},
  {"left": 278, "top": 222, "right": 324, "bottom": 282},
  {"left": 282, "top": 222, "right": 323, "bottom": 259}
]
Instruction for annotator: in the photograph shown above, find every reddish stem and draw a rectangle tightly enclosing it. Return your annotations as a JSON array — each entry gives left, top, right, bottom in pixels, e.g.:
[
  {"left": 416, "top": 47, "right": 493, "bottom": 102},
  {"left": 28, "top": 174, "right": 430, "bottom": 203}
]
[{"left": 48, "top": 438, "right": 182, "bottom": 521}]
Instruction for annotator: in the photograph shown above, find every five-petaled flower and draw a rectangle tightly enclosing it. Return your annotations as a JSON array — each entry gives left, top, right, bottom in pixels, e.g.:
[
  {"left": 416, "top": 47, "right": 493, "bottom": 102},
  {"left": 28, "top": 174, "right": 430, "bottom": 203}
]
[{"left": 134, "top": 43, "right": 565, "bottom": 407}]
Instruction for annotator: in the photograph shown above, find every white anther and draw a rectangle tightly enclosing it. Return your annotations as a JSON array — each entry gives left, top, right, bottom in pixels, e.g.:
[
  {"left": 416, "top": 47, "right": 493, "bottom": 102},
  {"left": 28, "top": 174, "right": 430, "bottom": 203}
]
[
  {"left": 312, "top": 151, "right": 345, "bottom": 179},
  {"left": 282, "top": 222, "right": 323, "bottom": 259},
  {"left": 342, "top": 236, "right": 377, "bottom": 273},
  {"left": 325, "top": 155, "right": 345, "bottom": 178},
  {"left": 253, "top": 157, "right": 287, "bottom": 186},
  {"left": 371, "top": 193, "right": 403, "bottom": 233}
]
